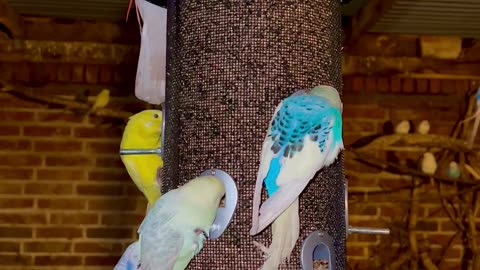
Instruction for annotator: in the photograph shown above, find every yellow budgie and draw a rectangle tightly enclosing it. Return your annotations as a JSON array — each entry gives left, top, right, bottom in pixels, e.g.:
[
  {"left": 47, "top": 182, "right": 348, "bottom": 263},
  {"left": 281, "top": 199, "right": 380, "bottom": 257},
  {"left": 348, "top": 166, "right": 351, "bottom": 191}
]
[{"left": 120, "top": 110, "right": 164, "bottom": 210}]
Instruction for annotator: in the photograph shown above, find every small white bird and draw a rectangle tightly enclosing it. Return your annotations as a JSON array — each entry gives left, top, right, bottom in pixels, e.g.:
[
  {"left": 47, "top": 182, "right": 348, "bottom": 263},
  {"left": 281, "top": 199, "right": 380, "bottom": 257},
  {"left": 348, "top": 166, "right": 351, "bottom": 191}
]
[
  {"left": 395, "top": 120, "right": 411, "bottom": 134},
  {"left": 417, "top": 120, "right": 430, "bottom": 135},
  {"left": 421, "top": 152, "right": 437, "bottom": 175},
  {"left": 448, "top": 161, "right": 460, "bottom": 179}
]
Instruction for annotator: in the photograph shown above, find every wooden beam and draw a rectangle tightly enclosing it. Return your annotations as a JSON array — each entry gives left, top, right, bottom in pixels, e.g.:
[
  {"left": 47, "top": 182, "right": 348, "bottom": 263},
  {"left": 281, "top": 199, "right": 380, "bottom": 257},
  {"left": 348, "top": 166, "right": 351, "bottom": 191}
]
[
  {"left": 0, "top": 0, "right": 24, "bottom": 38},
  {"left": 21, "top": 17, "right": 140, "bottom": 44},
  {"left": 345, "top": 0, "right": 397, "bottom": 45},
  {"left": 342, "top": 55, "right": 480, "bottom": 77},
  {"left": 0, "top": 40, "right": 139, "bottom": 64}
]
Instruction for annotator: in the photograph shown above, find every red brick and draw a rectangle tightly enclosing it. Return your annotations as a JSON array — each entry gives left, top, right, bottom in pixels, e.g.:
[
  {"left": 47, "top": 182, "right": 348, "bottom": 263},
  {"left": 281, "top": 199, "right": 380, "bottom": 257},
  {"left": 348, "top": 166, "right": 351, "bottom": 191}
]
[
  {"left": 85, "top": 141, "right": 119, "bottom": 153},
  {"left": 13, "top": 62, "right": 29, "bottom": 82},
  {"left": 416, "top": 220, "right": 438, "bottom": 231},
  {"left": 0, "top": 183, "right": 23, "bottom": 194},
  {"left": 0, "top": 213, "right": 47, "bottom": 224},
  {"left": 101, "top": 213, "right": 144, "bottom": 226},
  {"left": 99, "top": 65, "right": 113, "bottom": 83},
  {"left": 45, "top": 156, "right": 92, "bottom": 167},
  {"left": 377, "top": 78, "right": 389, "bottom": 92},
  {"left": 74, "top": 242, "right": 123, "bottom": 253},
  {"left": 86, "top": 228, "right": 132, "bottom": 239},
  {"left": 416, "top": 79, "right": 428, "bottom": 93},
  {"left": 0, "top": 139, "right": 32, "bottom": 151},
  {"left": 440, "top": 220, "right": 458, "bottom": 231},
  {"left": 57, "top": 64, "right": 72, "bottom": 82},
  {"left": 25, "top": 183, "right": 73, "bottom": 195},
  {"left": 343, "top": 106, "right": 386, "bottom": 119},
  {"left": 429, "top": 79, "right": 441, "bottom": 94},
  {"left": 36, "top": 227, "right": 83, "bottom": 239},
  {"left": 0, "top": 241, "right": 20, "bottom": 252},
  {"left": 37, "top": 111, "right": 85, "bottom": 123},
  {"left": 401, "top": 78, "right": 414, "bottom": 93},
  {"left": 37, "top": 169, "right": 86, "bottom": 181},
  {"left": 0, "top": 198, "right": 34, "bottom": 209},
  {"left": 88, "top": 198, "right": 138, "bottom": 211},
  {"left": 346, "top": 245, "right": 366, "bottom": 256},
  {"left": 77, "top": 184, "right": 124, "bottom": 196},
  {"left": 85, "top": 255, "right": 121, "bottom": 266},
  {"left": 85, "top": 65, "right": 100, "bottom": 84},
  {"left": 343, "top": 119, "right": 377, "bottom": 133},
  {"left": 35, "top": 255, "right": 82, "bottom": 266},
  {"left": 0, "top": 254, "right": 32, "bottom": 266},
  {"left": 440, "top": 79, "right": 457, "bottom": 94},
  {"left": 0, "top": 168, "right": 33, "bottom": 180},
  {"left": 37, "top": 199, "right": 86, "bottom": 210},
  {"left": 0, "top": 154, "right": 42, "bottom": 167},
  {"left": 23, "top": 126, "right": 71, "bottom": 137},
  {"left": 34, "top": 140, "right": 83, "bottom": 152},
  {"left": 71, "top": 64, "right": 85, "bottom": 83},
  {"left": 348, "top": 205, "right": 378, "bottom": 216},
  {"left": 0, "top": 126, "right": 20, "bottom": 136},
  {"left": 96, "top": 156, "right": 124, "bottom": 168},
  {"left": 24, "top": 241, "right": 71, "bottom": 253},
  {"left": 390, "top": 77, "right": 401, "bottom": 93},
  {"left": 50, "top": 213, "right": 98, "bottom": 225},
  {"left": 0, "top": 111, "right": 35, "bottom": 121},
  {"left": 74, "top": 127, "right": 123, "bottom": 138},
  {"left": 88, "top": 169, "right": 130, "bottom": 181},
  {"left": 0, "top": 227, "right": 32, "bottom": 238},
  {"left": 351, "top": 76, "right": 365, "bottom": 92},
  {"left": 365, "top": 77, "right": 376, "bottom": 93}
]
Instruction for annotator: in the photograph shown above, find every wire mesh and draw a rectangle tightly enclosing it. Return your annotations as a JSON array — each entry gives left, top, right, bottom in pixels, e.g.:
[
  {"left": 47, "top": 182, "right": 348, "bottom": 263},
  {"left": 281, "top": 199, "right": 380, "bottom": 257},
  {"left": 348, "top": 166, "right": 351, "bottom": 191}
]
[{"left": 163, "top": 1, "right": 345, "bottom": 269}]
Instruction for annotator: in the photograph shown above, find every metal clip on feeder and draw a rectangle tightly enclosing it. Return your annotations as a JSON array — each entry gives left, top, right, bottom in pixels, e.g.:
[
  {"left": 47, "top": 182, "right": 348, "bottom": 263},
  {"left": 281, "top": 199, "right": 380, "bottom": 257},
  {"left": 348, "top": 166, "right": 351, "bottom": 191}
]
[
  {"left": 200, "top": 169, "right": 238, "bottom": 240},
  {"left": 300, "top": 179, "right": 390, "bottom": 270}
]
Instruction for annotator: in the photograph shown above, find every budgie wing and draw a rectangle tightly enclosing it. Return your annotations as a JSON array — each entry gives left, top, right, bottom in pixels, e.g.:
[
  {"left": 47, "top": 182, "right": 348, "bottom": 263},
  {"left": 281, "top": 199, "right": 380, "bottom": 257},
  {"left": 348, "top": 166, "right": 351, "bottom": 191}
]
[
  {"left": 113, "top": 241, "right": 140, "bottom": 270},
  {"left": 251, "top": 101, "right": 284, "bottom": 235},
  {"left": 135, "top": 0, "right": 167, "bottom": 105},
  {"left": 252, "top": 95, "right": 336, "bottom": 235},
  {"left": 138, "top": 192, "right": 183, "bottom": 270}
]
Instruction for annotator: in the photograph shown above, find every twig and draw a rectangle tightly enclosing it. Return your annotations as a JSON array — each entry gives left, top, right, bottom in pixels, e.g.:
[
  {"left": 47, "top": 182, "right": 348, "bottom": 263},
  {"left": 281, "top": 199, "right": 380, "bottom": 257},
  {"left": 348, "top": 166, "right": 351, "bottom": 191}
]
[
  {"left": 2, "top": 88, "right": 132, "bottom": 119},
  {"left": 408, "top": 177, "right": 420, "bottom": 270},
  {"left": 346, "top": 151, "right": 476, "bottom": 186}
]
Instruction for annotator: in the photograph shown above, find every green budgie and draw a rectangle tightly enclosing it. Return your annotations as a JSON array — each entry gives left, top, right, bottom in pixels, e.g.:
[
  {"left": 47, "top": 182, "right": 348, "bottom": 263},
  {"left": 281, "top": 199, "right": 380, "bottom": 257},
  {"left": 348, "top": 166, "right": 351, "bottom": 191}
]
[{"left": 138, "top": 175, "right": 225, "bottom": 270}]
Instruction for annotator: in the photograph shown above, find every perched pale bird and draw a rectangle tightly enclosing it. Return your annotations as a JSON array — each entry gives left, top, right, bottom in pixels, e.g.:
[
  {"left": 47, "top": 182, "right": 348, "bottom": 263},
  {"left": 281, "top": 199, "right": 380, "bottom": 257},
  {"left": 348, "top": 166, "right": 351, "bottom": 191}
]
[
  {"left": 421, "top": 152, "right": 437, "bottom": 175},
  {"left": 138, "top": 176, "right": 225, "bottom": 270},
  {"left": 126, "top": 0, "right": 167, "bottom": 105},
  {"left": 114, "top": 241, "right": 140, "bottom": 270},
  {"left": 120, "top": 110, "right": 164, "bottom": 209},
  {"left": 250, "top": 85, "right": 344, "bottom": 270},
  {"left": 395, "top": 120, "right": 410, "bottom": 134},
  {"left": 417, "top": 120, "right": 430, "bottom": 135},
  {"left": 448, "top": 161, "right": 460, "bottom": 179},
  {"left": 461, "top": 88, "right": 480, "bottom": 147}
]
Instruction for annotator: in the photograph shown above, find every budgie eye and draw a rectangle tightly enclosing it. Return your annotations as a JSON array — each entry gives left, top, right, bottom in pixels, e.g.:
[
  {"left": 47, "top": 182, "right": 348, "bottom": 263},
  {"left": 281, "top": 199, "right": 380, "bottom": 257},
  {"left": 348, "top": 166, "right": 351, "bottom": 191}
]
[{"left": 153, "top": 114, "right": 159, "bottom": 119}]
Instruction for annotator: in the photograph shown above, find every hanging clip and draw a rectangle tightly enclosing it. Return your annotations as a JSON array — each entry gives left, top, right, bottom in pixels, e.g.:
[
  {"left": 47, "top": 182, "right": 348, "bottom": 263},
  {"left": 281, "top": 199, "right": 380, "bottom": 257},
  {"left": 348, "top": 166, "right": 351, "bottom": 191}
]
[
  {"left": 344, "top": 179, "right": 390, "bottom": 236},
  {"left": 200, "top": 169, "right": 238, "bottom": 240},
  {"left": 300, "top": 230, "right": 336, "bottom": 270}
]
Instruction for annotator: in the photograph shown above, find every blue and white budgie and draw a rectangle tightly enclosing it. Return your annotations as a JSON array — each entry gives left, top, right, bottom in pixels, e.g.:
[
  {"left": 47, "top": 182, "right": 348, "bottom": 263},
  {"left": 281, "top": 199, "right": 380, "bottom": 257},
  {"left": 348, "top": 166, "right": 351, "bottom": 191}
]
[
  {"left": 462, "top": 87, "right": 480, "bottom": 147},
  {"left": 114, "top": 241, "right": 140, "bottom": 270},
  {"left": 138, "top": 176, "right": 225, "bottom": 270},
  {"left": 250, "top": 85, "right": 344, "bottom": 269}
]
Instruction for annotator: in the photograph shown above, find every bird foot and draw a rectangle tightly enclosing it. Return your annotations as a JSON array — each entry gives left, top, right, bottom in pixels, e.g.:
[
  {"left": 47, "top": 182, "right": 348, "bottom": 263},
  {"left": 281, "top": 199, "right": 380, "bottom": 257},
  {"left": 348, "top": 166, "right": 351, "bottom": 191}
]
[{"left": 253, "top": 241, "right": 270, "bottom": 259}]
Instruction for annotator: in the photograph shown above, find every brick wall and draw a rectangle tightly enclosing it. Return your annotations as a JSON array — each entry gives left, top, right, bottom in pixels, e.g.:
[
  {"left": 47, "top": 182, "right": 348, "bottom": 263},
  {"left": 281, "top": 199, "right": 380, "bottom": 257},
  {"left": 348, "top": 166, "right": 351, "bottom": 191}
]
[
  {"left": 343, "top": 76, "right": 480, "bottom": 270},
  {"left": 0, "top": 65, "right": 479, "bottom": 269}
]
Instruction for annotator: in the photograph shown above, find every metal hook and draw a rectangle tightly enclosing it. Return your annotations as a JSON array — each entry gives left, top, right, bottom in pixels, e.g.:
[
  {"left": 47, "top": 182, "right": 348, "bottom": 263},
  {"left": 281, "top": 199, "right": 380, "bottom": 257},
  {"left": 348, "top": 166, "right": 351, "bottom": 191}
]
[
  {"left": 344, "top": 178, "right": 390, "bottom": 236},
  {"left": 200, "top": 169, "right": 238, "bottom": 240}
]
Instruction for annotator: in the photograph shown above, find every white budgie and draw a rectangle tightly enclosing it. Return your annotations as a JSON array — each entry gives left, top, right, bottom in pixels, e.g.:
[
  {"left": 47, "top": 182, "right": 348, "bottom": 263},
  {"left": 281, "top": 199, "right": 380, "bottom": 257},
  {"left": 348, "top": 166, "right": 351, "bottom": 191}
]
[{"left": 250, "top": 85, "right": 344, "bottom": 270}]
